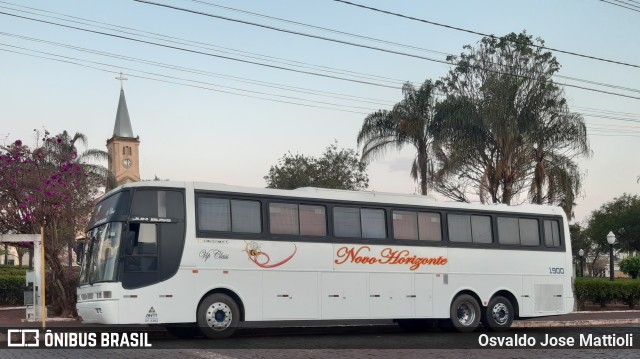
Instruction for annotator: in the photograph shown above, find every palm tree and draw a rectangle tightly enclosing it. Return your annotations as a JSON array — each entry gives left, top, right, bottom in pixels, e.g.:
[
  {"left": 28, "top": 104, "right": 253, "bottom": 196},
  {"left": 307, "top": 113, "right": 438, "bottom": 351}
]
[
  {"left": 529, "top": 108, "right": 590, "bottom": 219},
  {"left": 357, "top": 80, "right": 438, "bottom": 195},
  {"left": 53, "top": 131, "right": 116, "bottom": 190}
]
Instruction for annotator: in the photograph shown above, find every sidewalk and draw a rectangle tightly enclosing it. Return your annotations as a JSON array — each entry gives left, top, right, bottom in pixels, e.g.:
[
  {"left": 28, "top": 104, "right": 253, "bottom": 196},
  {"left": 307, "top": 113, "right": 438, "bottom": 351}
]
[{"left": 513, "top": 310, "right": 640, "bottom": 327}]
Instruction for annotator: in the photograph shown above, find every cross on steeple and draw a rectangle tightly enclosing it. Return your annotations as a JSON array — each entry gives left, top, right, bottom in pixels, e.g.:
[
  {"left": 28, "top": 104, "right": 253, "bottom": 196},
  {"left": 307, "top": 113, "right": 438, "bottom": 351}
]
[{"left": 115, "top": 71, "right": 128, "bottom": 89}]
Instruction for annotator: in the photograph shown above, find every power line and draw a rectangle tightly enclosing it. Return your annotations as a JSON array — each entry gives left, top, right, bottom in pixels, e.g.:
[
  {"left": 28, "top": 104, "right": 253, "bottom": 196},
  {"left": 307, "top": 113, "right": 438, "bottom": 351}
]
[
  {"left": 577, "top": 110, "right": 640, "bottom": 122},
  {"left": 4, "top": 43, "right": 640, "bottom": 135},
  {"left": 0, "top": 1, "right": 408, "bottom": 86},
  {"left": 587, "top": 125, "right": 640, "bottom": 133},
  {"left": 578, "top": 112, "right": 640, "bottom": 124},
  {"left": 0, "top": 43, "right": 379, "bottom": 111},
  {"left": 4, "top": 6, "right": 640, "bottom": 124},
  {"left": 7, "top": 33, "right": 640, "bottom": 126},
  {"left": 557, "top": 75, "right": 640, "bottom": 94},
  {"left": 176, "top": 0, "right": 640, "bottom": 95},
  {"left": 585, "top": 121, "right": 640, "bottom": 129},
  {"left": 332, "top": 0, "right": 640, "bottom": 69},
  {"left": 0, "top": 32, "right": 396, "bottom": 106},
  {"left": 0, "top": 11, "right": 404, "bottom": 89},
  {"left": 130, "top": 1, "right": 640, "bottom": 100},
  {"left": 0, "top": 47, "right": 372, "bottom": 115},
  {"left": 133, "top": 0, "right": 455, "bottom": 65},
  {"left": 589, "top": 133, "right": 640, "bottom": 137},
  {"left": 182, "top": 0, "right": 450, "bottom": 56},
  {"left": 572, "top": 105, "right": 640, "bottom": 119},
  {"left": 612, "top": 0, "right": 640, "bottom": 9},
  {"left": 600, "top": 0, "right": 640, "bottom": 13},
  {"left": 5, "top": 2, "right": 640, "bottom": 99}
]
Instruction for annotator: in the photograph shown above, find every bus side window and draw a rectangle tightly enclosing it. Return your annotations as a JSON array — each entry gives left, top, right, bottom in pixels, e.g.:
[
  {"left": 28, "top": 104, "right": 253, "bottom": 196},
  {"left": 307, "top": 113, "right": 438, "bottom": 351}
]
[
  {"left": 125, "top": 223, "right": 158, "bottom": 272},
  {"left": 544, "top": 220, "right": 561, "bottom": 247}
]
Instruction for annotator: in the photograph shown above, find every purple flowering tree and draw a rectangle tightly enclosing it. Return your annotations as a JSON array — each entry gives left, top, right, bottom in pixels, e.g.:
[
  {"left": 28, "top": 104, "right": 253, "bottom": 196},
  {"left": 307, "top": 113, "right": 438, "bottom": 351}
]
[{"left": 0, "top": 130, "right": 113, "bottom": 316}]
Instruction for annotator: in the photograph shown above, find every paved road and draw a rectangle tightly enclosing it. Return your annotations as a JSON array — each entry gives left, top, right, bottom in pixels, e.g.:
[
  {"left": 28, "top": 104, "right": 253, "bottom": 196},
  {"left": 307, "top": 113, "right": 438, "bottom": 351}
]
[
  {"left": 2, "top": 324, "right": 639, "bottom": 358},
  {"left": 1, "top": 348, "right": 639, "bottom": 359},
  {"left": 3, "top": 308, "right": 640, "bottom": 358}
]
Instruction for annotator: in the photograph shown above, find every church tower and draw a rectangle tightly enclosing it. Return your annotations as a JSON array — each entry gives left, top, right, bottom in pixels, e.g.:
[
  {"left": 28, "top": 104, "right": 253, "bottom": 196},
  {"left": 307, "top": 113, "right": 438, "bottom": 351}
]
[{"left": 107, "top": 73, "right": 141, "bottom": 185}]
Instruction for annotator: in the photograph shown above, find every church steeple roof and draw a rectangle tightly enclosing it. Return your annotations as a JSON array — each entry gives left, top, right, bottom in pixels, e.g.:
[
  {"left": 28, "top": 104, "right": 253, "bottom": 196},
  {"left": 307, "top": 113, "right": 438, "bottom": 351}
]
[{"left": 113, "top": 88, "right": 134, "bottom": 138}]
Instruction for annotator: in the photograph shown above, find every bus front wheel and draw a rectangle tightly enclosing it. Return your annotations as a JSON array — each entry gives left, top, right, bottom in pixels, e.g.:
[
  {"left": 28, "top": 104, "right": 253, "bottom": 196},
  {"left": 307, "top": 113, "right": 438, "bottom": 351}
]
[
  {"left": 482, "top": 296, "right": 514, "bottom": 332},
  {"left": 450, "top": 294, "right": 481, "bottom": 333},
  {"left": 197, "top": 293, "right": 240, "bottom": 339}
]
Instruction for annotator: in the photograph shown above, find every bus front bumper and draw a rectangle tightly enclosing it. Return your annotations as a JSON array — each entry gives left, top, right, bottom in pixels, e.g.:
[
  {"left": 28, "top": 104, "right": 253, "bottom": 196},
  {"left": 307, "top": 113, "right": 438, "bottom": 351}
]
[{"left": 76, "top": 300, "right": 119, "bottom": 324}]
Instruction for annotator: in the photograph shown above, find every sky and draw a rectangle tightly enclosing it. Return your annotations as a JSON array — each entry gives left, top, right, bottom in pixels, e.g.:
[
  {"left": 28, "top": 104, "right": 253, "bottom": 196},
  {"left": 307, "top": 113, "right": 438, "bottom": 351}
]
[{"left": 1, "top": 0, "right": 639, "bottom": 225}]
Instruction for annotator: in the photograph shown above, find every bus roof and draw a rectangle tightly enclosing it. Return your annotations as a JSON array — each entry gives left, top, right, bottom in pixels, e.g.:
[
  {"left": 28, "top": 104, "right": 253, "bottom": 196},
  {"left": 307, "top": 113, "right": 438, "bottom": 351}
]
[{"left": 110, "top": 181, "right": 565, "bottom": 217}]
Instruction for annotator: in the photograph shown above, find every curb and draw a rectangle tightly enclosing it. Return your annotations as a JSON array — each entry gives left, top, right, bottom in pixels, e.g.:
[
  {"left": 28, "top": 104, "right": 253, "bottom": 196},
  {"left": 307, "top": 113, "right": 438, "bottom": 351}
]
[{"left": 513, "top": 318, "right": 640, "bottom": 328}]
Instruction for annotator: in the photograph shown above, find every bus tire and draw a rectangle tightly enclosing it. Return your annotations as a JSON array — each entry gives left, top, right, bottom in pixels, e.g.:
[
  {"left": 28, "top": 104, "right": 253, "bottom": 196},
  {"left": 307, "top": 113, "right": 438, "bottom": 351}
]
[
  {"left": 450, "top": 294, "right": 480, "bottom": 333},
  {"left": 197, "top": 293, "right": 240, "bottom": 339},
  {"left": 482, "top": 296, "right": 514, "bottom": 332}
]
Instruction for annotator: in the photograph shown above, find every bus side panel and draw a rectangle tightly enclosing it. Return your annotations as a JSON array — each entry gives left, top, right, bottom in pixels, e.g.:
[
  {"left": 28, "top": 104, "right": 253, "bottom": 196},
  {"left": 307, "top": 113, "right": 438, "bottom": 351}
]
[
  {"left": 118, "top": 269, "right": 195, "bottom": 324},
  {"left": 193, "top": 269, "right": 263, "bottom": 321},
  {"left": 321, "top": 272, "right": 369, "bottom": 319}
]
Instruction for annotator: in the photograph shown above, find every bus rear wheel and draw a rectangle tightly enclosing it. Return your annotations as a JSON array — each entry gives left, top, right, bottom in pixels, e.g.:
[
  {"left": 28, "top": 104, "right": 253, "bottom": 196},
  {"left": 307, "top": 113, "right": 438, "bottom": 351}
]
[
  {"left": 482, "top": 296, "right": 514, "bottom": 332},
  {"left": 450, "top": 294, "right": 480, "bottom": 333},
  {"left": 197, "top": 293, "right": 240, "bottom": 339}
]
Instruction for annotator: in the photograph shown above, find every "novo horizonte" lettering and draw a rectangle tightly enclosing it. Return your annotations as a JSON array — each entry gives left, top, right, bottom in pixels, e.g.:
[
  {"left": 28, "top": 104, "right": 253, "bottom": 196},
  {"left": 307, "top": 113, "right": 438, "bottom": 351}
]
[{"left": 334, "top": 246, "right": 447, "bottom": 271}]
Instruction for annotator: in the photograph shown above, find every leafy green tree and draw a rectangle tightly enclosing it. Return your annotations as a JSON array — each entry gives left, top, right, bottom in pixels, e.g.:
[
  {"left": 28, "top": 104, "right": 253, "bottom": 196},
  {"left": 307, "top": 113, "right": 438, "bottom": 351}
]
[
  {"left": 431, "top": 32, "right": 589, "bottom": 215},
  {"left": 620, "top": 257, "right": 640, "bottom": 279},
  {"left": 570, "top": 223, "right": 601, "bottom": 276},
  {"left": 264, "top": 142, "right": 369, "bottom": 190},
  {"left": 357, "top": 80, "right": 438, "bottom": 195},
  {"left": 586, "top": 194, "right": 640, "bottom": 254},
  {"left": 0, "top": 130, "right": 110, "bottom": 316}
]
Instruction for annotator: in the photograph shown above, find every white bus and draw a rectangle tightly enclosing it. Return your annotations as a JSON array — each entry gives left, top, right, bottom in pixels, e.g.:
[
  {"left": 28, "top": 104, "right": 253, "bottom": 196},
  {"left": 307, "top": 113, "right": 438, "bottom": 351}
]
[{"left": 77, "top": 181, "right": 573, "bottom": 338}]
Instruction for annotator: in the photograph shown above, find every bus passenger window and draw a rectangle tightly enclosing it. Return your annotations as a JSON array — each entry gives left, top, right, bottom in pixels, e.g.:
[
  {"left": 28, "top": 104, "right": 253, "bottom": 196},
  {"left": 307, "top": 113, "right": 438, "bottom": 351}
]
[
  {"left": 497, "top": 217, "right": 519, "bottom": 245},
  {"left": 418, "top": 212, "right": 442, "bottom": 241},
  {"left": 361, "top": 209, "right": 385, "bottom": 239},
  {"left": 471, "top": 216, "right": 492, "bottom": 243},
  {"left": 448, "top": 214, "right": 472, "bottom": 242},
  {"left": 270, "top": 203, "right": 299, "bottom": 235},
  {"left": 334, "top": 207, "right": 361, "bottom": 238},
  {"left": 519, "top": 218, "right": 540, "bottom": 245},
  {"left": 197, "top": 197, "right": 261, "bottom": 233},
  {"left": 198, "top": 198, "right": 231, "bottom": 231},
  {"left": 448, "top": 214, "right": 491, "bottom": 243},
  {"left": 498, "top": 217, "right": 540, "bottom": 246},
  {"left": 231, "top": 200, "right": 261, "bottom": 233},
  {"left": 299, "top": 205, "right": 326, "bottom": 236},
  {"left": 393, "top": 211, "right": 418, "bottom": 240},
  {"left": 544, "top": 220, "right": 561, "bottom": 247}
]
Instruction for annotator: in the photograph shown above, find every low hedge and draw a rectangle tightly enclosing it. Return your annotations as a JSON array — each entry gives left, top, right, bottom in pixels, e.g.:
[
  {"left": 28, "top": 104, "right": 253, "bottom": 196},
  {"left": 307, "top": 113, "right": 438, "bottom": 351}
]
[
  {"left": 575, "top": 277, "right": 640, "bottom": 309},
  {"left": 0, "top": 274, "right": 26, "bottom": 306},
  {"left": 0, "top": 265, "right": 29, "bottom": 276},
  {"left": 0, "top": 266, "right": 79, "bottom": 311}
]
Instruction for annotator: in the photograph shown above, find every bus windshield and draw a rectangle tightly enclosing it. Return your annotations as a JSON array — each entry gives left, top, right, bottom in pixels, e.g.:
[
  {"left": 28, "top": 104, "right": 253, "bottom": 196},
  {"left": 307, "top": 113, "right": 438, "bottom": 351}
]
[{"left": 79, "top": 222, "right": 123, "bottom": 285}]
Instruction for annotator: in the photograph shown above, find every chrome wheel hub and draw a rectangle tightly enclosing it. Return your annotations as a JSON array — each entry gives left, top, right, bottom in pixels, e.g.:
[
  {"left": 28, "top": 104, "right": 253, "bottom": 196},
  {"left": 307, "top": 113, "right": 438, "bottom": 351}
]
[
  {"left": 205, "top": 302, "right": 232, "bottom": 331},
  {"left": 456, "top": 302, "right": 476, "bottom": 326},
  {"left": 491, "top": 303, "right": 509, "bottom": 325}
]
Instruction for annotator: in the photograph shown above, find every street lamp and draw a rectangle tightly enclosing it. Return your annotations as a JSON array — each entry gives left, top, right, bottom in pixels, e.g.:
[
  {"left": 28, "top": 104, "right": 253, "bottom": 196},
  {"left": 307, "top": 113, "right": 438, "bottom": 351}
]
[
  {"left": 607, "top": 231, "right": 616, "bottom": 281},
  {"left": 578, "top": 249, "right": 585, "bottom": 277}
]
